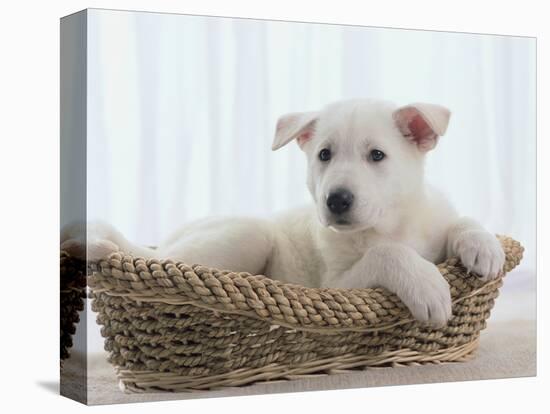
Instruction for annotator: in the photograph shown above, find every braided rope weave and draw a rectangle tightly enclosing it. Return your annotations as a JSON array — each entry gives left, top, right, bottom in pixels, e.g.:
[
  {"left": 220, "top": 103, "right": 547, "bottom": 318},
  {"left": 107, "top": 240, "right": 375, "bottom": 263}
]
[
  {"left": 84, "top": 235, "right": 522, "bottom": 392},
  {"left": 60, "top": 252, "right": 86, "bottom": 362}
]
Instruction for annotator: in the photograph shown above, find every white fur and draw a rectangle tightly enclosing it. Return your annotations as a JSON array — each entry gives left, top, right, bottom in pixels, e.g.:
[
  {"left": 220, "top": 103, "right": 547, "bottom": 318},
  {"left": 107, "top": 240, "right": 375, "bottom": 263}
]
[{"left": 61, "top": 99, "right": 505, "bottom": 327}]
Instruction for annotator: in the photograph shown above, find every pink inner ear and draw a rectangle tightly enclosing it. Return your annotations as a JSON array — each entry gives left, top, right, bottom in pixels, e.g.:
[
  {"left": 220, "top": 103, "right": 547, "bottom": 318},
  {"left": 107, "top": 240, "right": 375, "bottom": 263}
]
[
  {"left": 407, "top": 113, "right": 437, "bottom": 151},
  {"left": 297, "top": 130, "right": 313, "bottom": 148}
]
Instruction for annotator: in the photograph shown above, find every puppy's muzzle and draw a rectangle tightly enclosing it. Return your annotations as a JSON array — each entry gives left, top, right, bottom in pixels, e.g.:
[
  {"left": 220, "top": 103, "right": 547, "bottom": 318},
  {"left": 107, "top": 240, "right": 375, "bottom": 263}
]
[{"left": 326, "top": 189, "right": 354, "bottom": 215}]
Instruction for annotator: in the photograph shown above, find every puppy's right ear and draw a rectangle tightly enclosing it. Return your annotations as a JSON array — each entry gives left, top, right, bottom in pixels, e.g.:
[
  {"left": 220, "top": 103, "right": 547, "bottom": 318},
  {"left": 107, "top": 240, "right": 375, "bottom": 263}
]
[
  {"left": 393, "top": 103, "right": 451, "bottom": 152},
  {"left": 272, "top": 111, "right": 319, "bottom": 151}
]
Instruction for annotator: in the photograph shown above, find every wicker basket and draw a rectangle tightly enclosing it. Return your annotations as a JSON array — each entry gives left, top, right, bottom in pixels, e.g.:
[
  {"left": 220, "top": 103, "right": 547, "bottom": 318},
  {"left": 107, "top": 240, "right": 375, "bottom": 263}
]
[
  {"left": 60, "top": 251, "right": 86, "bottom": 361},
  {"left": 85, "top": 235, "right": 522, "bottom": 392}
]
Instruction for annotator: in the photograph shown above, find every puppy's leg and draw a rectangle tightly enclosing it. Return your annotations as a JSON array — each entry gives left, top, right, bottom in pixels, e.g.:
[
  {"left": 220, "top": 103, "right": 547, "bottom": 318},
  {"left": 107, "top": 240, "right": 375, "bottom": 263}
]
[
  {"left": 446, "top": 217, "right": 505, "bottom": 281},
  {"left": 327, "top": 243, "right": 452, "bottom": 327},
  {"left": 61, "top": 220, "right": 157, "bottom": 261},
  {"left": 158, "top": 217, "right": 274, "bottom": 275}
]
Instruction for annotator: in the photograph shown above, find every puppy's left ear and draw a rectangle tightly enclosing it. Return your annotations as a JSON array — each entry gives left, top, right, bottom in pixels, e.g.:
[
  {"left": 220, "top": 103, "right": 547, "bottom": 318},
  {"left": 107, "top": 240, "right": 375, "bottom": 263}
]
[
  {"left": 272, "top": 111, "right": 319, "bottom": 151},
  {"left": 393, "top": 103, "right": 451, "bottom": 151}
]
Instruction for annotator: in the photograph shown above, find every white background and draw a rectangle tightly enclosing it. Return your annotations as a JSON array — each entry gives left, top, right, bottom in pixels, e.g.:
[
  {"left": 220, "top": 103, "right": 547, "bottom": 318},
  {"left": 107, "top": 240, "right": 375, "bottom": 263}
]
[
  {"left": 87, "top": 10, "right": 535, "bottom": 275},
  {"left": 0, "top": 0, "right": 547, "bottom": 413}
]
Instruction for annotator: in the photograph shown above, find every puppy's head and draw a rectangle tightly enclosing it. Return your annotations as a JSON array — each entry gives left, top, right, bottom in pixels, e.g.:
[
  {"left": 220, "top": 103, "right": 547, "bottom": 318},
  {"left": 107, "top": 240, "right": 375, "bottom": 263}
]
[{"left": 272, "top": 99, "right": 451, "bottom": 233}]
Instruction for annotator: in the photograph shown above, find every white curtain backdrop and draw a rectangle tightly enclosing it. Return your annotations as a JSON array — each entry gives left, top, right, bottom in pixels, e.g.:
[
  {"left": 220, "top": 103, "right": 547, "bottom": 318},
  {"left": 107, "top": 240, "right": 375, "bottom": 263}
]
[{"left": 87, "top": 10, "right": 536, "bottom": 272}]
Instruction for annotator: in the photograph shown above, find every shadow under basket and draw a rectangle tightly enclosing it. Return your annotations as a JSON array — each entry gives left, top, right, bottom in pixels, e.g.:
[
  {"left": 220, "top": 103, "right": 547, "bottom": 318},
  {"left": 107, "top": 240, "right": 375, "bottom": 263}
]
[{"left": 85, "top": 235, "right": 523, "bottom": 392}]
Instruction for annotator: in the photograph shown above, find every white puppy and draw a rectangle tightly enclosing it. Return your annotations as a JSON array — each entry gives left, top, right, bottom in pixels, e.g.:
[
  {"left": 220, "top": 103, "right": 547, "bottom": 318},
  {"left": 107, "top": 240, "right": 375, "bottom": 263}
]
[{"left": 61, "top": 99, "right": 505, "bottom": 327}]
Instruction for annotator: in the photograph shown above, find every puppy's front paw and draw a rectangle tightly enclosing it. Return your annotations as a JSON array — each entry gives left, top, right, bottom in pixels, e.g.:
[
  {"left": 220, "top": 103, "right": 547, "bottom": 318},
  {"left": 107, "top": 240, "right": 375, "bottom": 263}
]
[
  {"left": 452, "top": 230, "right": 505, "bottom": 281},
  {"left": 401, "top": 261, "right": 453, "bottom": 328}
]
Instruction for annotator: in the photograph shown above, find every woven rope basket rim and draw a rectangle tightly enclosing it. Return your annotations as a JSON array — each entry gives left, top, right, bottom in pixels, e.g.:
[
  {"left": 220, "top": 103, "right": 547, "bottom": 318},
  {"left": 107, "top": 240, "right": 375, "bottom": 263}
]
[
  {"left": 88, "top": 235, "right": 523, "bottom": 334},
  {"left": 83, "top": 235, "right": 523, "bottom": 392}
]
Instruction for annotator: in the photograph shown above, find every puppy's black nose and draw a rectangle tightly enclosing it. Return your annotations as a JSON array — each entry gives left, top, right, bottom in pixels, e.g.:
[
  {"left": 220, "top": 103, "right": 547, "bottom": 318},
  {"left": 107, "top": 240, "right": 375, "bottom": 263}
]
[{"left": 327, "top": 189, "right": 354, "bottom": 215}]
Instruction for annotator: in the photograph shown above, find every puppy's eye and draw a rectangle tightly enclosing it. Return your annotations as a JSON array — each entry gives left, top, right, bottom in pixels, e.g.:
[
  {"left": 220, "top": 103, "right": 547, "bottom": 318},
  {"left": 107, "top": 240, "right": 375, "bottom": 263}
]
[
  {"left": 319, "top": 148, "right": 331, "bottom": 162},
  {"left": 370, "top": 149, "right": 385, "bottom": 162}
]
